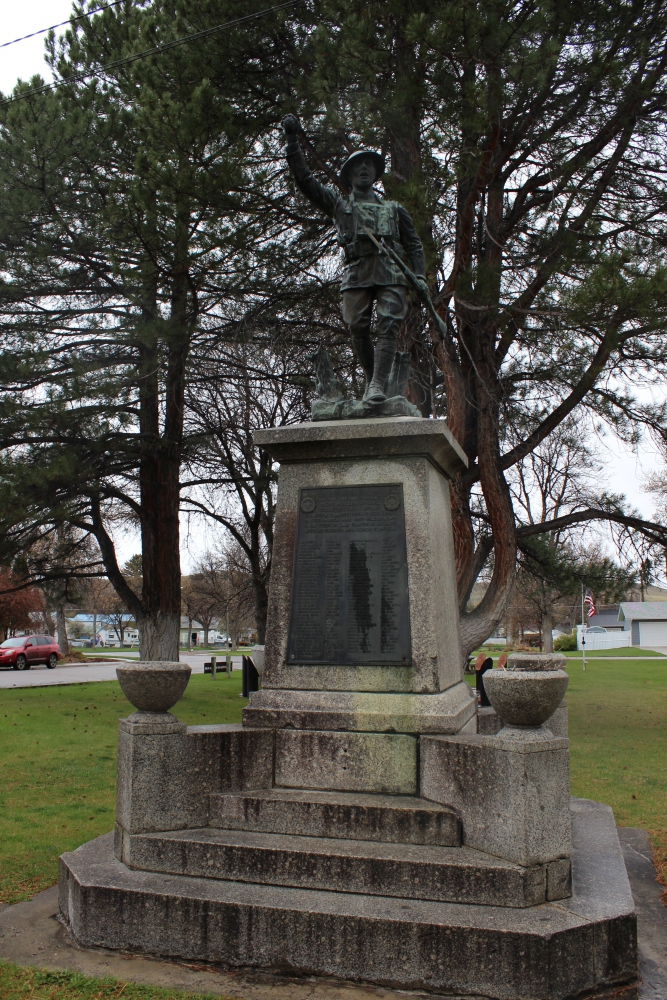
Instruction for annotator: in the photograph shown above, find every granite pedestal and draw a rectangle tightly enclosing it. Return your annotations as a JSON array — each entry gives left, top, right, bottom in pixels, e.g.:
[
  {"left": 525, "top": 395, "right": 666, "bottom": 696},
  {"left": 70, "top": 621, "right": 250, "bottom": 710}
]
[
  {"left": 59, "top": 418, "right": 637, "bottom": 998},
  {"left": 245, "top": 418, "right": 477, "bottom": 784}
]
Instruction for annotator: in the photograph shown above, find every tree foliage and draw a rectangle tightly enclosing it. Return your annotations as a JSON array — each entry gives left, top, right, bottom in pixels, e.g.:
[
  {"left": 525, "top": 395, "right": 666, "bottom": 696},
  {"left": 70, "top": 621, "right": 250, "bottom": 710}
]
[
  {"left": 0, "top": 572, "right": 44, "bottom": 640},
  {"left": 0, "top": 0, "right": 308, "bottom": 657}
]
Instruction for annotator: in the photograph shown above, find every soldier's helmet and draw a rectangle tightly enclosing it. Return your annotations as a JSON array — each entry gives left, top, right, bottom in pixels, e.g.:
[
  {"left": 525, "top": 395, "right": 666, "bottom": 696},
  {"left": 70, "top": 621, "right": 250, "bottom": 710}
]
[{"left": 340, "top": 149, "right": 385, "bottom": 186}]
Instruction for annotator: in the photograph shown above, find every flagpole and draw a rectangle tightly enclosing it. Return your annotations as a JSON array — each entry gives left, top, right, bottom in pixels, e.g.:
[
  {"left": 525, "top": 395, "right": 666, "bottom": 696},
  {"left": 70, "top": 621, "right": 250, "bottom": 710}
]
[{"left": 581, "top": 583, "right": 586, "bottom": 672}]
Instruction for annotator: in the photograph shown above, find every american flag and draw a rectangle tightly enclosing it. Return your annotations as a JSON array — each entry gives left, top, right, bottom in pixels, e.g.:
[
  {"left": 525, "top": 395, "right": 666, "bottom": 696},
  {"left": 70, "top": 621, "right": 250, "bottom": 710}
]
[{"left": 584, "top": 588, "right": 596, "bottom": 618}]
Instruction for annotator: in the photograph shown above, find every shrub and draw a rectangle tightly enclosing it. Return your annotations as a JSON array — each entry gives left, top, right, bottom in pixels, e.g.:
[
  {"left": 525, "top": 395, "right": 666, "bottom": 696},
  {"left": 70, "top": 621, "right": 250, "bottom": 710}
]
[{"left": 554, "top": 632, "right": 577, "bottom": 651}]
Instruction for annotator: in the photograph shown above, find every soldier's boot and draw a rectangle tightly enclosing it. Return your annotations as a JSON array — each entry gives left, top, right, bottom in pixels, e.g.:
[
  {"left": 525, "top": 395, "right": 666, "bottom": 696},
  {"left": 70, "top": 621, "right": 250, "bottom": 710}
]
[
  {"left": 363, "top": 333, "right": 397, "bottom": 403},
  {"left": 350, "top": 328, "right": 375, "bottom": 385}
]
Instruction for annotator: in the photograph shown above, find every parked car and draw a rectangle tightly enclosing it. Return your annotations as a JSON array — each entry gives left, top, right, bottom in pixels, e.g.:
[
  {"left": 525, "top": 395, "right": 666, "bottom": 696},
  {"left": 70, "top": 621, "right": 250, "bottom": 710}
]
[{"left": 0, "top": 635, "right": 60, "bottom": 670}]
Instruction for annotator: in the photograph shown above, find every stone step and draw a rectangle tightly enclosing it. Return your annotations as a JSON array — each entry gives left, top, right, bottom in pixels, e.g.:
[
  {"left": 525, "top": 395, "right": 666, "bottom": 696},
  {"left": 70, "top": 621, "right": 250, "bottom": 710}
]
[
  {"left": 209, "top": 788, "right": 461, "bottom": 847},
  {"left": 124, "top": 826, "right": 552, "bottom": 907},
  {"left": 60, "top": 801, "right": 637, "bottom": 1000}
]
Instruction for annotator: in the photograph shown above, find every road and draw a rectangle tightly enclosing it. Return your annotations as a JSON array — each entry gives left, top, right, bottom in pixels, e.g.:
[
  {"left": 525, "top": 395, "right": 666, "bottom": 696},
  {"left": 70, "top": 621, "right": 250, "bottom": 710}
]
[{"left": 0, "top": 652, "right": 243, "bottom": 689}]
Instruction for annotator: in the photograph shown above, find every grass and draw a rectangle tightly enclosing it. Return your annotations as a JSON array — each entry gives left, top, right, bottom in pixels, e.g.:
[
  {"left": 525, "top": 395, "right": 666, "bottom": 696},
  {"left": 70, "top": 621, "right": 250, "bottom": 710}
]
[
  {"left": 0, "top": 963, "right": 222, "bottom": 1000},
  {"left": 0, "top": 672, "right": 246, "bottom": 904},
  {"left": 0, "top": 655, "right": 665, "bottom": 974},
  {"left": 466, "top": 656, "right": 667, "bottom": 889},
  {"left": 564, "top": 657, "right": 667, "bottom": 894}
]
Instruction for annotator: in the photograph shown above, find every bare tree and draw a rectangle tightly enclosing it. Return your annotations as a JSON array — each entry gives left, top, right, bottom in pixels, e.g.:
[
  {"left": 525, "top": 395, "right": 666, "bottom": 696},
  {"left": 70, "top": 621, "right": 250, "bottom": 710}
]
[
  {"left": 182, "top": 546, "right": 255, "bottom": 647},
  {"left": 507, "top": 418, "right": 601, "bottom": 650},
  {"left": 181, "top": 559, "right": 224, "bottom": 647},
  {"left": 496, "top": 416, "right": 635, "bottom": 649},
  {"left": 610, "top": 527, "right": 664, "bottom": 602},
  {"left": 183, "top": 342, "right": 309, "bottom": 642},
  {"left": 79, "top": 576, "right": 113, "bottom": 646},
  {"left": 101, "top": 588, "right": 136, "bottom": 647},
  {"left": 17, "top": 527, "right": 104, "bottom": 655}
]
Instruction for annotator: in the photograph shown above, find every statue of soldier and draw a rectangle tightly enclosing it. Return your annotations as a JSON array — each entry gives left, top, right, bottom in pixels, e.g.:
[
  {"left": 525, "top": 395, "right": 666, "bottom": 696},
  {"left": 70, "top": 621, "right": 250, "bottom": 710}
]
[{"left": 282, "top": 114, "right": 427, "bottom": 404}]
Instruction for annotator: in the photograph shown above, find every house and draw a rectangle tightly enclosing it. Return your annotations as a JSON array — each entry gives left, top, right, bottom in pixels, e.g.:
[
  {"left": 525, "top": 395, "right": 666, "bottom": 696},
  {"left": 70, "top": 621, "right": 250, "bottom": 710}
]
[
  {"left": 585, "top": 606, "right": 626, "bottom": 632},
  {"left": 96, "top": 628, "right": 139, "bottom": 647},
  {"left": 618, "top": 602, "right": 667, "bottom": 647},
  {"left": 576, "top": 603, "right": 631, "bottom": 650},
  {"left": 179, "top": 617, "right": 227, "bottom": 647}
]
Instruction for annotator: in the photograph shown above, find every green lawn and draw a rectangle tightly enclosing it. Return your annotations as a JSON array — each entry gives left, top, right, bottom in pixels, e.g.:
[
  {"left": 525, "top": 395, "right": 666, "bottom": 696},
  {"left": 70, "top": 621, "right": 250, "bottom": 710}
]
[
  {"left": 1, "top": 657, "right": 665, "bottom": 911},
  {"left": 0, "top": 672, "right": 246, "bottom": 904},
  {"left": 0, "top": 964, "right": 221, "bottom": 1000},
  {"left": 565, "top": 657, "right": 667, "bottom": 892}
]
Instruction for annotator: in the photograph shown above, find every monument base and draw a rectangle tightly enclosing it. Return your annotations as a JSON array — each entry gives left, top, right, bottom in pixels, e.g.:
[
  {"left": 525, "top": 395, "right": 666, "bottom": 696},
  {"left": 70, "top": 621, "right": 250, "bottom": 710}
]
[
  {"left": 242, "top": 683, "right": 477, "bottom": 733},
  {"left": 60, "top": 798, "right": 636, "bottom": 1000}
]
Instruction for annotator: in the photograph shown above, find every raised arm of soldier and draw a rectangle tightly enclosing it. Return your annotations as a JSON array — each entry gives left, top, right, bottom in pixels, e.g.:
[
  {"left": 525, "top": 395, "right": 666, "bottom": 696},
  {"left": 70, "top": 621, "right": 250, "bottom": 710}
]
[{"left": 282, "top": 114, "right": 340, "bottom": 218}]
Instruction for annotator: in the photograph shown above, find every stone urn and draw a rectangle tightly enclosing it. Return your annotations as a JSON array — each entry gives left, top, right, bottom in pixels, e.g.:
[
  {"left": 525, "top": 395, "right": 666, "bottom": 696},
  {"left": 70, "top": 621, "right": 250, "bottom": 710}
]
[
  {"left": 482, "top": 652, "right": 568, "bottom": 731},
  {"left": 116, "top": 661, "right": 191, "bottom": 717}
]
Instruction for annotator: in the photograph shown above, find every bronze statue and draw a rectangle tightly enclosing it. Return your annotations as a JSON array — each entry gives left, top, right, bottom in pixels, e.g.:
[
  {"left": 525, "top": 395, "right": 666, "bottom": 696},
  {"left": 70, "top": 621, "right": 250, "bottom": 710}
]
[{"left": 282, "top": 115, "right": 427, "bottom": 412}]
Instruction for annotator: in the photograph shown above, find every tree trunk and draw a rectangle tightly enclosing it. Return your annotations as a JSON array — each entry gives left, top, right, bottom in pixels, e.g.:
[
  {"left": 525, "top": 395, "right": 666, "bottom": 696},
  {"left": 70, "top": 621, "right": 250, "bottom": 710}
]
[
  {"left": 56, "top": 605, "right": 70, "bottom": 655},
  {"left": 43, "top": 609, "right": 57, "bottom": 638},
  {"left": 507, "top": 615, "right": 520, "bottom": 648},
  {"left": 204, "top": 626, "right": 209, "bottom": 648},
  {"left": 135, "top": 197, "right": 187, "bottom": 665},
  {"left": 542, "top": 610, "right": 554, "bottom": 653},
  {"left": 138, "top": 610, "right": 181, "bottom": 661},
  {"left": 138, "top": 443, "right": 182, "bottom": 660},
  {"left": 457, "top": 346, "right": 517, "bottom": 655}
]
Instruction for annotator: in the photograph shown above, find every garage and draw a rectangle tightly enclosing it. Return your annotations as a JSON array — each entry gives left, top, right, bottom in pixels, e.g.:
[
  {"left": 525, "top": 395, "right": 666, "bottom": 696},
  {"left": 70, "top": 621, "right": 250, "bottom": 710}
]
[{"left": 638, "top": 620, "right": 667, "bottom": 646}]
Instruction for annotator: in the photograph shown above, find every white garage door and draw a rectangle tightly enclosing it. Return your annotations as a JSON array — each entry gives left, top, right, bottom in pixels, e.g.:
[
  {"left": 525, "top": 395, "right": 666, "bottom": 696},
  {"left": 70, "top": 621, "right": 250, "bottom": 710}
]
[{"left": 639, "top": 621, "right": 667, "bottom": 646}]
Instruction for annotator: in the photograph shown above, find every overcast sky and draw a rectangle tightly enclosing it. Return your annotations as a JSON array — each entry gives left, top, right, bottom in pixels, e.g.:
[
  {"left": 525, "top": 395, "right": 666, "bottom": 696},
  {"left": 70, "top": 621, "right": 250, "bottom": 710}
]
[
  {"left": 0, "top": 2, "right": 74, "bottom": 94},
  {"left": 0, "top": 4, "right": 663, "bottom": 566}
]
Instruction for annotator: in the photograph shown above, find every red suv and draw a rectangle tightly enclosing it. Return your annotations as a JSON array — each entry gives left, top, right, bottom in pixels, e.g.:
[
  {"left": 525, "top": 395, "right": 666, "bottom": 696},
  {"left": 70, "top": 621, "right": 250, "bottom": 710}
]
[{"left": 0, "top": 635, "right": 60, "bottom": 671}]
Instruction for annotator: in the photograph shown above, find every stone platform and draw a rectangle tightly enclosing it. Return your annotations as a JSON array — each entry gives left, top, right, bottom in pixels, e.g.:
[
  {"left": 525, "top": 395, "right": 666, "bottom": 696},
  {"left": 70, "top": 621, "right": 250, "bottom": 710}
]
[
  {"left": 208, "top": 788, "right": 462, "bottom": 845},
  {"left": 116, "top": 825, "right": 552, "bottom": 908},
  {"left": 59, "top": 798, "right": 636, "bottom": 1000},
  {"left": 57, "top": 418, "right": 638, "bottom": 999}
]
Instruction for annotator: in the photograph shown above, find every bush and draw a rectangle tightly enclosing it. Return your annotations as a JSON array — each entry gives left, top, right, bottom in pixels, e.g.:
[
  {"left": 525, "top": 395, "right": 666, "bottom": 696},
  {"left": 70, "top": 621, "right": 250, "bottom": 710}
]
[{"left": 554, "top": 632, "right": 577, "bottom": 651}]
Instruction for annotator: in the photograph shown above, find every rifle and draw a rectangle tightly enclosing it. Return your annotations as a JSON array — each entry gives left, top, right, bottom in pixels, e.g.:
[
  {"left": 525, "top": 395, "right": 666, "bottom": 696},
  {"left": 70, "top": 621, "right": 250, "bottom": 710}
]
[{"left": 362, "top": 228, "right": 447, "bottom": 340}]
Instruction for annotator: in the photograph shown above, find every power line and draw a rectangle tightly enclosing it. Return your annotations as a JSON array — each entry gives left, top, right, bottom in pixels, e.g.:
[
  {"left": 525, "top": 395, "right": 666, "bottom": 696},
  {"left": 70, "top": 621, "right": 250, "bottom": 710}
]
[
  {"left": 0, "top": 1, "right": 125, "bottom": 50},
  {"left": 0, "top": 0, "right": 305, "bottom": 108}
]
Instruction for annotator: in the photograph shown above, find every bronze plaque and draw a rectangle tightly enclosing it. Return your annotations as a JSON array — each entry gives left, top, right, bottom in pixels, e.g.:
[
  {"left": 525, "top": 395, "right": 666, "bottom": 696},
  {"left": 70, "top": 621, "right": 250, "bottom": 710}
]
[{"left": 287, "top": 484, "right": 411, "bottom": 665}]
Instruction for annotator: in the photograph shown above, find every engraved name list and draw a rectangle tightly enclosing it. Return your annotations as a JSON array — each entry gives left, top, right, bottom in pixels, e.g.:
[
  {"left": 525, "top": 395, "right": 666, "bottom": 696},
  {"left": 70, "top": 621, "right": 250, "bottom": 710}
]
[{"left": 287, "top": 484, "right": 411, "bottom": 665}]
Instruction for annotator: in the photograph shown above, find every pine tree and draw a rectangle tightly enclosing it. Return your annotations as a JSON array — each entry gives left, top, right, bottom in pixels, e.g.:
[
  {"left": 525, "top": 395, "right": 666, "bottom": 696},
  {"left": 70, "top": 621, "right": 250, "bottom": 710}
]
[{"left": 0, "top": 0, "right": 298, "bottom": 657}]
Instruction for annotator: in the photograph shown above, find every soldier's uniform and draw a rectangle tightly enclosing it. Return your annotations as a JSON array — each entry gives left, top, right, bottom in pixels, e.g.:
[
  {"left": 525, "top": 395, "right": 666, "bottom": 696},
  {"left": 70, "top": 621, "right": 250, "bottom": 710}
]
[{"left": 285, "top": 140, "right": 426, "bottom": 397}]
